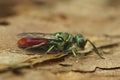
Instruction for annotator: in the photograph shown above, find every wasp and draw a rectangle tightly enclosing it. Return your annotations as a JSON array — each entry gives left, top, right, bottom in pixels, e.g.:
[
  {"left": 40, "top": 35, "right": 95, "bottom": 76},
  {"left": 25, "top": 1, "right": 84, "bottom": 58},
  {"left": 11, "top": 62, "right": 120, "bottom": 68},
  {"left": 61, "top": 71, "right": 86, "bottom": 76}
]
[{"left": 17, "top": 32, "right": 104, "bottom": 59}]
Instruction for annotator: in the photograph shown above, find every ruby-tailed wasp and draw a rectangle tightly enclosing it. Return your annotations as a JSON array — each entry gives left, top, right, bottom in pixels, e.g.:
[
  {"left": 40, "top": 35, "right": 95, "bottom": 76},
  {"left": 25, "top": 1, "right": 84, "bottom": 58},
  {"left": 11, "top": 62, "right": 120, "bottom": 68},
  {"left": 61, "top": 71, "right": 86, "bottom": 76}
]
[{"left": 17, "top": 32, "right": 104, "bottom": 59}]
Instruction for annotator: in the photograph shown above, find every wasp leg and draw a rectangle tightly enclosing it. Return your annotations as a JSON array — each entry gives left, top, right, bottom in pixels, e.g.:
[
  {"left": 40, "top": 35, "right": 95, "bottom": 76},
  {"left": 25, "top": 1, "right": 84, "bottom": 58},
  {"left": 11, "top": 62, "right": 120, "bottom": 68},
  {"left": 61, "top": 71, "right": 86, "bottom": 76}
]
[
  {"left": 71, "top": 49, "right": 77, "bottom": 56},
  {"left": 25, "top": 43, "right": 45, "bottom": 49},
  {"left": 65, "top": 49, "right": 77, "bottom": 56},
  {"left": 64, "top": 49, "right": 77, "bottom": 56},
  {"left": 45, "top": 45, "right": 55, "bottom": 54}
]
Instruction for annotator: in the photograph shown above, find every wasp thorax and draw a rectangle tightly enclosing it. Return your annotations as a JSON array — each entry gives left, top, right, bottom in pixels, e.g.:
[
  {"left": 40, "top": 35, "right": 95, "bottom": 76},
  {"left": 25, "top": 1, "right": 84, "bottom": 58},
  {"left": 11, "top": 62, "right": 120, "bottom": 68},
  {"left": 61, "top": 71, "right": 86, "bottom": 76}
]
[
  {"left": 54, "top": 32, "right": 72, "bottom": 42},
  {"left": 53, "top": 32, "right": 74, "bottom": 50}
]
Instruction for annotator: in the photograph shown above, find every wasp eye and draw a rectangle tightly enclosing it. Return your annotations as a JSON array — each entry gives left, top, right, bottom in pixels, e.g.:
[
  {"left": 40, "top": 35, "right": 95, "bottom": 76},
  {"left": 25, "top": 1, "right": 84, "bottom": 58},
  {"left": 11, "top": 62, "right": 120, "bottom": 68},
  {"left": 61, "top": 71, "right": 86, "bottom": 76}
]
[
  {"left": 75, "top": 34, "right": 86, "bottom": 49},
  {"left": 79, "top": 39, "right": 86, "bottom": 49}
]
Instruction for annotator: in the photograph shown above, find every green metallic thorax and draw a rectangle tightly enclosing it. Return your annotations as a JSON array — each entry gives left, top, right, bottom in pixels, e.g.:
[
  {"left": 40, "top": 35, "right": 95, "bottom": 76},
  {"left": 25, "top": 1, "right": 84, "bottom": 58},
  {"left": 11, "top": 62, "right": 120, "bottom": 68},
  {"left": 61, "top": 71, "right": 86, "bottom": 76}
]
[{"left": 51, "top": 32, "right": 86, "bottom": 51}]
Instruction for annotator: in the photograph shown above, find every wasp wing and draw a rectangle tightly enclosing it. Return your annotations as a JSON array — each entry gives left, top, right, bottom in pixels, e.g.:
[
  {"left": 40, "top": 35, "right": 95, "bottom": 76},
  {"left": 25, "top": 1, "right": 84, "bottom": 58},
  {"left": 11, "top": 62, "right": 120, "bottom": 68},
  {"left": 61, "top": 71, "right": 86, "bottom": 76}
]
[{"left": 17, "top": 33, "right": 57, "bottom": 40}]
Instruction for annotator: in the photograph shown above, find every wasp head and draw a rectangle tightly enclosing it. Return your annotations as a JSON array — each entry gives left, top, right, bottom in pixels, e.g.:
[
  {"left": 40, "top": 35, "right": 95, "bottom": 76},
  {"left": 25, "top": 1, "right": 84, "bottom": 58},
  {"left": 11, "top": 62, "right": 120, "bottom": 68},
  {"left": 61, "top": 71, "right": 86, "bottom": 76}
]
[{"left": 74, "top": 34, "right": 87, "bottom": 49}]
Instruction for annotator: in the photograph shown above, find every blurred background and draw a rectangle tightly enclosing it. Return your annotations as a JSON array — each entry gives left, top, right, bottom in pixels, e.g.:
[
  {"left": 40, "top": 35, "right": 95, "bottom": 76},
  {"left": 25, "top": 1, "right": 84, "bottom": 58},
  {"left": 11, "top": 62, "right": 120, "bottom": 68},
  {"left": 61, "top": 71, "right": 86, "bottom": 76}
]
[{"left": 0, "top": 0, "right": 120, "bottom": 34}]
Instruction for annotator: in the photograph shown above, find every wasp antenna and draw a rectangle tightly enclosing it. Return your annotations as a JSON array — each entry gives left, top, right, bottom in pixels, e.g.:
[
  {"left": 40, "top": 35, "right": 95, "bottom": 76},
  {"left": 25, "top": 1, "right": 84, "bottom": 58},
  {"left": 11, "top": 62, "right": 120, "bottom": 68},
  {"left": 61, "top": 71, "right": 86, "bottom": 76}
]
[{"left": 86, "top": 39, "right": 105, "bottom": 59}]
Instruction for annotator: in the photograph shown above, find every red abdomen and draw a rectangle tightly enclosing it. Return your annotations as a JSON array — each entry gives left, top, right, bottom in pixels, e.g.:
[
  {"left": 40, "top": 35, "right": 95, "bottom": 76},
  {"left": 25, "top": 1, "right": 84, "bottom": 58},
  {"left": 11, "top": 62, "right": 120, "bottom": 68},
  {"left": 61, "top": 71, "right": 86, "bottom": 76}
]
[{"left": 18, "top": 38, "right": 48, "bottom": 48}]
